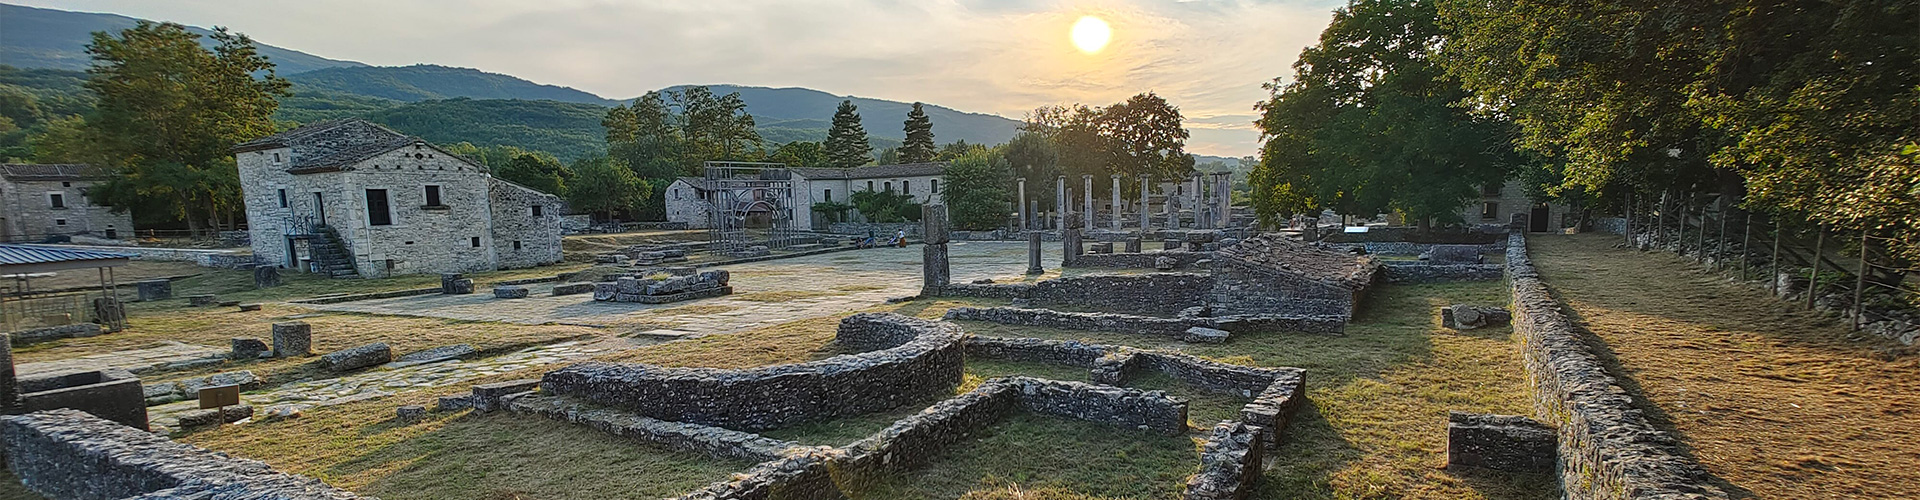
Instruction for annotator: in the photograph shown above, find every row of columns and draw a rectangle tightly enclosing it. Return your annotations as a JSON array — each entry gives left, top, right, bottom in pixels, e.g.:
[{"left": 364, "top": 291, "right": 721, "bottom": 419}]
[{"left": 1013, "top": 173, "right": 1232, "bottom": 231}]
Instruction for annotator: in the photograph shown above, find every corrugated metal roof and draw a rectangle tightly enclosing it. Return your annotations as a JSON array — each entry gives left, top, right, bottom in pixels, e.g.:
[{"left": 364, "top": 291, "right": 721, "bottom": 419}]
[{"left": 0, "top": 244, "right": 136, "bottom": 266}]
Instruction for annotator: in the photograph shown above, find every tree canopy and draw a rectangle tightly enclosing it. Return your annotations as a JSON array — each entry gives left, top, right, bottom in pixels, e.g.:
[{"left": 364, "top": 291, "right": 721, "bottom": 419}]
[
  {"left": 900, "top": 102, "right": 936, "bottom": 163},
  {"left": 943, "top": 147, "right": 1013, "bottom": 230},
  {"left": 824, "top": 99, "right": 873, "bottom": 168}
]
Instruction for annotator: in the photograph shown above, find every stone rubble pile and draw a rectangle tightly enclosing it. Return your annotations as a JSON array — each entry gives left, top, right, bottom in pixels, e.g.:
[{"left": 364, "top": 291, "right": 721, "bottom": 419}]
[{"left": 593, "top": 269, "right": 733, "bottom": 304}]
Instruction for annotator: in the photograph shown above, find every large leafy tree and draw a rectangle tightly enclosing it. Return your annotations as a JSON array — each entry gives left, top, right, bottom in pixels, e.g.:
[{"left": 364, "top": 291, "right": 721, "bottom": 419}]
[
  {"left": 943, "top": 147, "right": 1013, "bottom": 230},
  {"left": 767, "top": 140, "right": 830, "bottom": 169},
  {"left": 900, "top": 102, "right": 936, "bottom": 163},
  {"left": 494, "top": 153, "right": 572, "bottom": 196},
  {"left": 1099, "top": 92, "right": 1195, "bottom": 195},
  {"left": 1252, "top": 0, "right": 1516, "bottom": 228},
  {"left": 81, "top": 21, "right": 289, "bottom": 235},
  {"left": 824, "top": 99, "right": 872, "bottom": 168},
  {"left": 565, "top": 156, "right": 651, "bottom": 222}
]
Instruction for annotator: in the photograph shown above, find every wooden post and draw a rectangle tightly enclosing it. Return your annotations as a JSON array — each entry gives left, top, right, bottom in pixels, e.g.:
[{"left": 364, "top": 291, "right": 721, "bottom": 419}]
[
  {"left": 1716, "top": 205, "right": 1728, "bottom": 270},
  {"left": 1624, "top": 191, "right": 1634, "bottom": 247},
  {"left": 1855, "top": 228, "right": 1869, "bottom": 331},
  {"left": 1808, "top": 226, "right": 1824, "bottom": 310},
  {"left": 1741, "top": 213, "right": 1753, "bottom": 281},
  {"left": 1655, "top": 192, "right": 1669, "bottom": 248},
  {"left": 1770, "top": 218, "right": 1782, "bottom": 295}
]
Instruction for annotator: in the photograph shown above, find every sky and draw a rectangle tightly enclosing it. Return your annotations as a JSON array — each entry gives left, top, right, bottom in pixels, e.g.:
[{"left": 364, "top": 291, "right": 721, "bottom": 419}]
[{"left": 17, "top": 0, "right": 1341, "bottom": 157}]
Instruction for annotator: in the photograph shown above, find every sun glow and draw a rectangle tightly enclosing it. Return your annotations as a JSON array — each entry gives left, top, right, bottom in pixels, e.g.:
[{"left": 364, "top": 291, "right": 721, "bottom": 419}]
[{"left": 1070, "top": 16, "right": 1111, "bottom": 54}]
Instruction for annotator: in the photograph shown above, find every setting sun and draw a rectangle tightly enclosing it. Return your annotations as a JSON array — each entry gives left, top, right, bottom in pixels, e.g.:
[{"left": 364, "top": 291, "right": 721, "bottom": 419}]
[{"left": 1070, "top": 15, "right": 1111, "bottom": 54}]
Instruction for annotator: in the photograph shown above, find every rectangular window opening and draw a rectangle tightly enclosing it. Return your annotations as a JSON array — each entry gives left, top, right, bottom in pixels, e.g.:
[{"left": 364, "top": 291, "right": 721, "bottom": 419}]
[
  {"left": 366, "top": 189, "right": 393, "bottom": 226},
  {"left": 531, "top": 204, "right": 543, "bottom": 217},
  {"left": 424, "top": 185, "right": 442, "bottom": 207},
  {"left": 513, "top": 240, "right": 523, "bottom": 251},
  {"left": 471, "top": 236, "right": 481, "bottom": 248},
  {"left": 824, "top": 189, "right": 831, "bottom": 202},
  {"left": 278, "top": 189, "right": 288, "bottom": 208},
  {"left": 55, "top": 219, "right": 67, "bottom": 226},
  {"left": 1480, "top": 202, "right": 1499, "bottom": 221},
  {"left": 49, "top": 193, "right": 64, "bottom": 209}
]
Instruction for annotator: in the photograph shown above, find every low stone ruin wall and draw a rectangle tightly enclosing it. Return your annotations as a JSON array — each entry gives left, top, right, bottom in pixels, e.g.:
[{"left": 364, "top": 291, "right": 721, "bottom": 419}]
[
  {"left": 1506, "top": 232, "right": 1728, "bottom": 499},
  {"left": 17, "top": 368, "right": 147, "bottom": 429},
  {"left": 1382, "top": 262, "right": 1505, "bottom": 283},
  {"left": 935, "top": 282, "right": 1034, "bottom": 299},
  {"left": 1, "top": 409, "right": 365, "bottom": 499},
  {"left": 594, "top": 270, "right": 732, "bottom": 303},
  {"left": 7, "top": 323, "right": 103, "bottom": 346},
  {"left": 540, "top": 313, "right": 965, "bottom": 431},
  {"left": 1030, "top": 273, "right": 1213, "bottom": 316},
  {"left": 508, "top": 393, "right": 798, "bottom": 462},
  {"left": 1209, "top": 260, "right": 1363, "bottom": 318},
  {"left": 1065, "top": 251, "right": 1213, "bottom": 270},
  {"left": 1185, "top": 421, "right": 1264, "bottom": 500},
  {"left": 1319, "top": 227, "right": 1504, "bottom": 244},
  {"left": 828, "top": 222, "right": 922, "bottom": 237},
  {"left": 944, "top": 306, "right": 1201, "bottom": 338}
]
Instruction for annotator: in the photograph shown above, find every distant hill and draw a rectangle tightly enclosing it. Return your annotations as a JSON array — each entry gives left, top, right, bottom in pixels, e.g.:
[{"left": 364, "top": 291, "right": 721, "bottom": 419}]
[
  {"left": 287, "top": 65, "right": 619, "bottom": 106},
  {"left": 657, "top": 85, "right": 1022, "bottom": 146},
  {"left": 360, "top": 98, "right": 610, "bottom": 161},
  {"left": 0, "top": 3, "right": 364, "bottom": 74}
]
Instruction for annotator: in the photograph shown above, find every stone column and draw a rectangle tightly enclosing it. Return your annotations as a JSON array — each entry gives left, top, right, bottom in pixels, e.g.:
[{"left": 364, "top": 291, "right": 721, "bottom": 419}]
[
  {"left": 1190, "top": 174, "right": 1204, "bottom": 228},
  {"left": 1139, "top": 174, "right": 1151, "bottom": 231},
  {"left": 1, "top": 333, "right": 15, "bottom": 411},
  {"left": 1016, "top": 178, "right": 1028, "bottom": 231},
  {"left": 1110, "top": 174, "right": 1123, "bottom": 231},
  {"left": 1062, "top": 210, "right": 1083, "bottom": 266},
  {"left": 922, "top": 204, "right": 951, "bottom": 296},
  {"left": 1027, "top": 231, "right": 1044, "bottom": 275},
  {"left": 1216, "top": 172, "right": 1233, "bottom": 229},
  {"left": 1056, "top": 176, "right": 1067, "bottom": 231},
  {"left": 1082, "top": 175, "right": 1095, "bottom": 231}
]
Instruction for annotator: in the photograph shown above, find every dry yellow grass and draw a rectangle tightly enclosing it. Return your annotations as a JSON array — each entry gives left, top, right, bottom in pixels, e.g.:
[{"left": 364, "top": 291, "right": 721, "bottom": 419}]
[{"left": 1532, "top": 234, "right": 1920, "bottom": 498}]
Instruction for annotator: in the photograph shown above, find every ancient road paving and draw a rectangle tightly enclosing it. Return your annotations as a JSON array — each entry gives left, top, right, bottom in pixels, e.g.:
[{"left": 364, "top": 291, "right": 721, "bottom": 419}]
[
  {"left": 304, "top": 242, "right": 1062, "bottom": 336},
  {"left": 15, "top": 341, "right": 226, "bottom": 376}
]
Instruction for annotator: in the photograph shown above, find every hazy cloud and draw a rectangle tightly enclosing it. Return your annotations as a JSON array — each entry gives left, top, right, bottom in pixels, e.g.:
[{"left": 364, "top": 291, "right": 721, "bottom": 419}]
[{"left": 19, "top": 0, "right": 1338, "bottom": 156}]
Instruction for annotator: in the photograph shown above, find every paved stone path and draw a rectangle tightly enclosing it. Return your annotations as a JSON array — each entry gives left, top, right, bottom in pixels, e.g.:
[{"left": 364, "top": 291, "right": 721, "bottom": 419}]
[
  {"left": 147, "top": 340, "right": 613, "bottom": 433},
  {"left": 15, "top": 341, "right": 226, "bottom": 376},
  {"left": 305, "top": 242, "right": 1062, "bottom": 337}
]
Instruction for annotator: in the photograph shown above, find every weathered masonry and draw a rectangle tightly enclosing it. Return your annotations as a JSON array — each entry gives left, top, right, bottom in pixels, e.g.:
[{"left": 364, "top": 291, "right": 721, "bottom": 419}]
[
  {"left": 0, "top": 163, "right": 133, "bottom": 243},
  {"left": 233, "top": 119, "right": 563, "bottom": 278}
]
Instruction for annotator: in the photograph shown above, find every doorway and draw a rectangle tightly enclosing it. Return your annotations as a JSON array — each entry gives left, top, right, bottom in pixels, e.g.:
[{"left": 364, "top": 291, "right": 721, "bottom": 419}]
[
  {"left": 313, "top": 192, "right": 328, "bottom": 226},
  {"left": 1529, "top": 205, "right": 1551, "bottom": 233}
]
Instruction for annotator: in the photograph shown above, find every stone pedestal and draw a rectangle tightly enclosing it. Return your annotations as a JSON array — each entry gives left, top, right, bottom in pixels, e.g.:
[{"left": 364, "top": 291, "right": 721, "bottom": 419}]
[
  {"left": 493, "top": 286, "right": 529, "bottom": 299},
  {"left": 1125, "top": 238, "right": 1142, "bottom": 253},
  {"left": 441, "top": 274, "right": 471, "bottom": 294},
  {"left": 922, "top": 204, "right": 951, "bottom": 296},
  {"left": 135, "top": 280, "right": 172, "bottom": 302},
  {"left": 1026, "top": 231, "right": 1045, "bottom": 275},
  {"left": 187, "top": 295, "right": 217, "bottom": 307},
  {"left": 271, "top": 322, "right": 311, "bottom": 358},
  {"left": 1446, "top": 412, "right": 1556, "bottom": 473},
  {"left": 252, "top": 266, "right": 281, "bottom": 289},
  {"left": 230, "top": 338, "right": 269, "bottom": 359}
]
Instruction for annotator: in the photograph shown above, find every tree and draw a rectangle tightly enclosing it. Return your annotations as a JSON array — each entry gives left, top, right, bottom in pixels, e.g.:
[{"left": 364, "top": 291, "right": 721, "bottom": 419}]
[
  {"left": 565, "top": 156, "right": 651, "bottom": 222},
  {"left": 824, "top": 99, "right": 872, "bottom": 168},
  {"left": 1098, "top": 92, "right": 1195, "bottom": 185},
  {"left": 934, "top": 140, "right": 982, "bottom": 161},
  {"left": 943, "top": 148, "right": 1013, "bottom": 230},
  {"left": 900, "top": 102, "right": 936, "bottom": 163},
  {"left": 1251, "top": 0, "right": 1516, "bottom": 229},
  {"left": 875, "top": 146, "right": 900, "bottom": 166},
  {"left": 495, "top": 153, "right": 572, "bottom": 196},
  {"left": 81, "top": 22, "right": 289, "bottom": 235},
  {"left": 768, "top": 141, "right": 830, "bottom": 169},
  {"left": 848, "top": 189, "right": 919, "bottom": 223}
]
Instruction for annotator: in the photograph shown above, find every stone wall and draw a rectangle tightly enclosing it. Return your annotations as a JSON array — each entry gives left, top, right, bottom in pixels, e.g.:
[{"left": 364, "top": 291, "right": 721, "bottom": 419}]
[
  {"left": 6, "top": 323, "right": 102, "bottom": 346},
  {"left": 1319, "top": 227, "right": 1504, "bottom": 244},
  {"left": 1209, "top": 261, "right": 1359, "bottom": 318},
  {"left": 540, "top": 313, "right": 965, "bottom": 431},
  {"left": 828, "top": 222, "right": 921, "bottom": 238},
  {"left": 1065, "top": 251, "right": 1212, "bottom": 269},
  {"left": 1, "top": 409, "right": 364, "bottom": 499},
  {"left": 1030, "top": 273, "right": 1213, "bottom": 316},
  {"left": 1184, "top": 421, "right": 1264, "bottom": 500},
  {"left": 0, "top": 175, "right": 133, "bottom": 243},
  {"left": 1506, "top": 232, "right": 1728, "bottom": 499},
  {"left": 489, "top": 178, "right": 565, "bottom": 269},
  {"left": 17, "top": 368, "right": 147, "bottom": 429},
  {"left": 1381, "top": 263, "right": 1505, "bottom": 283},
  {"left": 944, "top": 307, "right": 1202, "bottom": 338}
]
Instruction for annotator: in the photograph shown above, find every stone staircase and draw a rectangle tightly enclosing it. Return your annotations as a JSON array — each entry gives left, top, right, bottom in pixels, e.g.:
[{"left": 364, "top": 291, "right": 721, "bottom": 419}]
[{"left": 309, "top": 225, "right": 360, "bottom": 279}]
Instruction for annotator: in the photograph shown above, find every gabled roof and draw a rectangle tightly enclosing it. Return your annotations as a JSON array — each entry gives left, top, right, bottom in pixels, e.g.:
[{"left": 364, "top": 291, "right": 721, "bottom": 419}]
[
  {"left": 0, "top": 164, "right": 110, "bottom": 182},
  {"left": 0, "top": 244, "right": 133, "bottom": 268},
  {"left": 671, "top": 177, "right": 714, "bottom": 191},
  {"left": 790, "top": 162, "right": 947, "bottom": 180},
  {"left": 232, "top": 118, "right": 422, "bottom": 173}
]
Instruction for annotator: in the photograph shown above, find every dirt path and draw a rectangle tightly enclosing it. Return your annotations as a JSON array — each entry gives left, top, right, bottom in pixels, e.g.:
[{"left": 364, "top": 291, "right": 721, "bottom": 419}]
[{"left": 1531, "top": 234, "right": 1920, "bottom": 499}]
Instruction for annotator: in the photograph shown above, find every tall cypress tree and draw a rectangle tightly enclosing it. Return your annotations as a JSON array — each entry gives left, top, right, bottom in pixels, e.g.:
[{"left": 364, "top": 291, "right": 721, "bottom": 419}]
[
  {"left": 900, "top": 102, "right": 936, "bottom": 163},
  {"left": 824, "top": 99, "right": 872, "bottom": 168}
]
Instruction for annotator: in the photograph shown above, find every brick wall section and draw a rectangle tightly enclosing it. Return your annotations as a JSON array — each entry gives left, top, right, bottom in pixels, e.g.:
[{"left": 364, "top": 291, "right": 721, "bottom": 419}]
[
  {"left": 1506, "top": 232, "right": 1729, "bottom": 499},
  {"left": 540, "top": 313, "right": 965, "bottom": 431},
  {"left": 1, "top": 409, "right": 364, "bottom": 499}
]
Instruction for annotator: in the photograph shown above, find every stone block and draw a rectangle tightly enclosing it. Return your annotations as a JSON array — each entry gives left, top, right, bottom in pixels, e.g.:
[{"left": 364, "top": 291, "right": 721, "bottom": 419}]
[
  {"left": 397, "top": 344, "right": 474, "bottom": 364},
  {"left": 18, "top": 369, "right": 147, "bottom": 429},
  {"left": 435, "top": 394, "right": 474, "bottom": 412},
  {"left": 1442, "top": 304, "right": 1512, "bottom": 330},
  {"left": 1156, "top": 256, "right": 1178, "bottom": 271},
  {"left": 1165, "top": 239, "right": 1184, "bottom": 250},
  {"left": 320, "top": 342, "right": 391, "bottom": 373},
  {"left": 1125, "top": 238, "right": 1142, "bottom": 253},
  {"left": 1446, "top": 412, "right": 1556, "bottom": 473},
  {"left": 441, "top": 274, "right": 473, "bottom": 294},
  {"left": 492, "top": 286, "right": 529, "bottom": 299},
  {"left": 395, "top": 405, "right": 427, "bottom": 421},
  {"left": 187, "top": 295, "right": 217, "bottom": 307},
  {"left": 230, "top": 338, "right": 270, "bottom": 359},
  {"left": 175, "top": 405, "right": 253, "bottom": 428},
  {"left": 594, "top": 253, "right": 629, "bottom": 264},
  {"left": 237, "top": 303, "right": 262, "bottom": 312},
  {"left": 1088, "top": 242, "right": 1113, "bottom": 254},
  {"left": 270, "top": 322, "right": 311, "bottom": 357},
  {"left": 551, "top": 282, "right": 594, "bottom": 296},
  {"left": 1182, "top": 326, "right": 1231, "bottom": 344},
  {"left": 136, "top": 279, "right": 172, "bottom": 302},
  {"left": 7, "top": 323, "right": 103, "bottom": 346},
  {"left": 700, "top": 269, "right": 730, "bottom": 286},
  {"left": 470, "top": 379, "right": 540, "bottom": 413},
  {"left": 252, "top": 266, "right": 281, "bottom": 289}
]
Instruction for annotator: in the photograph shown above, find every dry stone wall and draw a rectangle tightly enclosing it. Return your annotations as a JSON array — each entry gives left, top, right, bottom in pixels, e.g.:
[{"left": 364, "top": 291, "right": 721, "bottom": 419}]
[
  {"left": 1, "top": 409, "right": 365, "bottom": 500},
  {"left": 1382, "top": 263, "right": 1505, "bottom": 283},
  {"left": 540, "top": 313, "right": 965, "bottom": 431},
  {"left": 1507, "top": 232, "right": 1728, "bottom": 499}
]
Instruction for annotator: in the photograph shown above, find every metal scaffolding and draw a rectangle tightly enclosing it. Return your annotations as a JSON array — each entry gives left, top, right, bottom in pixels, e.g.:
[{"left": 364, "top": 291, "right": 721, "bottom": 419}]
[{"left": 702, "top": 161, "right": 803, "bottom": 257}]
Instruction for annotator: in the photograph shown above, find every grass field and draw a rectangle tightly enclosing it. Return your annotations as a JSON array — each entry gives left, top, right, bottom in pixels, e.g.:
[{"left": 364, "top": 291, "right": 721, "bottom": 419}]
[{"left": 1531, "top": 234, "right": 1920, "bottom": 498}]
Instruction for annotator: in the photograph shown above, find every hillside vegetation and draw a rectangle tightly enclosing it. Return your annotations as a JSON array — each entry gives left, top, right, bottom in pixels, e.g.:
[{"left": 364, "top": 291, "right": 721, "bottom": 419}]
[
  {"left": 0, "top": 3, "right": 363, "bottom": 74},
  {"left": 287, "top": 65, "right": 619, "bottom": 106}
]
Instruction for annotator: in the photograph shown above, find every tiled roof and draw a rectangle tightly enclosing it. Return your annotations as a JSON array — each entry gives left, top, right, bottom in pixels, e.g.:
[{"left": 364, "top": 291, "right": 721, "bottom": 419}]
[
  {"left": 0, "top": 244, "right": 134, "bottom": 266},
  {"left": 232, "top": 118, "right": 419, "bottom": 173},
  {"left": 0, "top": 164, "right": 109, "bottom": 181},
  {"left": 790, "top": 162, "right": 947, "bottom": 180}
]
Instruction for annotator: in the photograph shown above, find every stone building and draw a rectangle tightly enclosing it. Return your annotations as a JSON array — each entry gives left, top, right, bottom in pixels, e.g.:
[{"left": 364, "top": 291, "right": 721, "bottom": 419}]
[
  {"left": 0, "top": 164, "right": 133, "bottom": 243},
  {"left": 232, "top": 119, "right": 563, "bottom": 278},
  {"left": 664, "top": 163, "right": 946, "bottom": 231},
  {"left": 1465, "top": 180, "right": 1570, "bottom": 232}
]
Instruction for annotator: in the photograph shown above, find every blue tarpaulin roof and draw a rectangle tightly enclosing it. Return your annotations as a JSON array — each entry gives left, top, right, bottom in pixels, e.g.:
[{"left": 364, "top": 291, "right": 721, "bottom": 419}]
[{"left": 0, "top": 244, "right": 134, "bottom": 267}]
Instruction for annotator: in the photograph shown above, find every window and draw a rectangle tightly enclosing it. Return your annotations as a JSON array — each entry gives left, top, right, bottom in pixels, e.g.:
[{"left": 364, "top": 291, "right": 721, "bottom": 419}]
[
  {"left": 48, "top": 193, "right": 65, "bottom": 208},
  {"left": 903, "top": 180, "right": 911, "bottom": 193},
  {"left": 531, "top": 204, "right": 543, "bottom": 217},
  {"left": 673, "top": 188, "right": 681, "bottom": 200},
  {"left": 272, "top": 152, "right": 282, "bottom": 163},
  {"left": 61, "top": 182, "right": 70, "bottom": 187},
  {"left": 823, "top": 189, "right": 832, "bottom": 202},
  {"left": 931, "top": 179, "right": 939, "bottom": 194},
  {"left": 884, "top": 181, "right": 893, "bottom": 192},
  {"left": 424, "top": 185, "right": 442, "bottom": 206},
  {"left": 1480, "top": 202, "right": 1499, "bottom": 221},
  {"left": 513, "top": 240, "right": 523, "bottom": 250},
  {"left": 55, "top": 219, "right": 67, "bottom": 226},
  {"left": 471, "top": 236, "right": 481, "bottom": 248},
  {"left": 867, "top": 180, "right": 874, "bottom": 191},
  {"left": 278, "top": 189, "right": 289, "bottom": 208},
  {"left": 366, "top": 189, "right": 393, "bottom": 226}
]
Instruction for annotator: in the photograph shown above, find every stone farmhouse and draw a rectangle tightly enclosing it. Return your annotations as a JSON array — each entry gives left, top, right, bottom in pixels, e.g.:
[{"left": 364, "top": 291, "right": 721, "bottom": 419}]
[
  {"left": 233, "top": 119, "right": 563, "bottom": 278},
  {"left": 0, "top": 164, "right": 133, "bottom": 243},
  {"left": 1466, "top": 180, "right": 1569, "bottom": 232},
  {"left": 665, "top": 162, "right": 946, "bottom": 230}
]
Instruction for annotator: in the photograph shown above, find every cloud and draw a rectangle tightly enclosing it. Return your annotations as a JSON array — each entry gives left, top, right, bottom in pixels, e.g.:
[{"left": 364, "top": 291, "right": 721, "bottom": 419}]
[{"left": 20, "top": 0, "right": 1339, "bottom": 155}]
